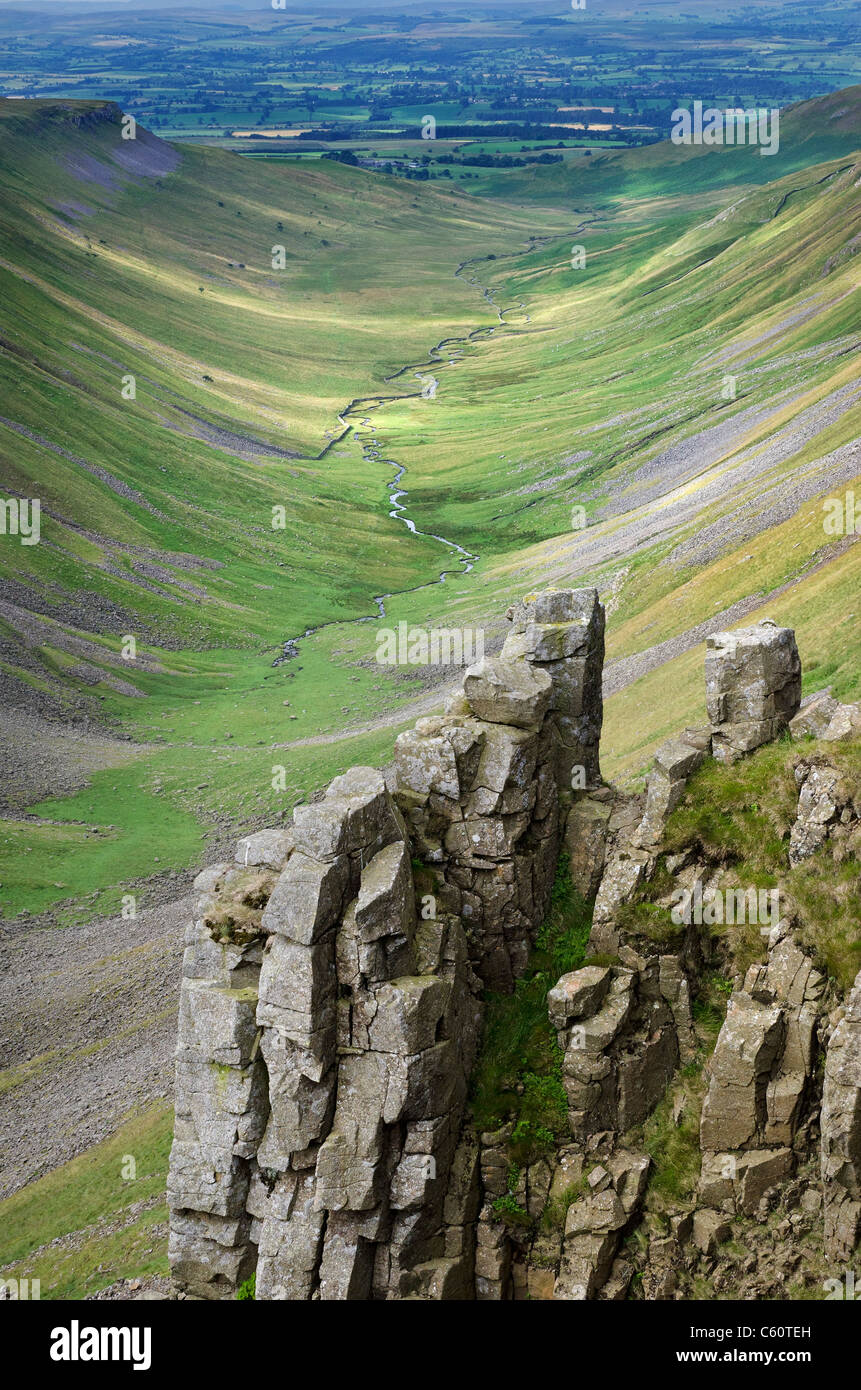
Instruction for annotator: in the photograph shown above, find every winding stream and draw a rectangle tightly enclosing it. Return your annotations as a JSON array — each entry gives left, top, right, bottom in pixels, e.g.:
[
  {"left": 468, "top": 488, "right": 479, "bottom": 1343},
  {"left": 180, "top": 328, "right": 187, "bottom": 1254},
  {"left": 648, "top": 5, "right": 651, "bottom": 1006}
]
[{"left": 273, "top": 238, "right": 554, "bottom": 664}]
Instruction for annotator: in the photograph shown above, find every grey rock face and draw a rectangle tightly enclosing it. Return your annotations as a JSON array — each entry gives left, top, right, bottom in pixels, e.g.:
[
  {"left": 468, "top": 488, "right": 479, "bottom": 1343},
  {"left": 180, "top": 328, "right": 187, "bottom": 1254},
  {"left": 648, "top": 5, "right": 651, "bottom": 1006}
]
[
  {"left": 564, "top": 796, "right": 610, "bottom": 899},
  {"left": 790, "top": 692, "right": 861, "bottom": 743},
  {"left": 548, "top": 966, "right": 612, "bottom": 1029},
  {"left": 705, "top": 620, "right": 801, "bottom": 762},
  {"left": 554, "top": 1152, "right": 649, "bottom": 1299},
  {"left": 789, "top": 691, "right": 841, "bottom": 741},
  {"left": 166, "top": 588, "right": 608, "bottom": 1299},
  {"left": 234, "top": 829, "right": 294, "bottom": 870},
  {"left": 821, "top": 973, "right": 861, "bottom": 1260},
  {"left": 789, "top": 762, "right": 849, "bottom": 867},
  {"left": 632, "top": 728, "right": 710, "bottom": 848},
  {"left": 699, "top": 930, "right": 824, "bottom": 1212},
  {"left": 504, "top": 587, "right": 605, "bottom": 789},
  {"left": 551, "top": 960, "right": 678, "bottom": 1141},
  {"left": 463, "top": 656, "right": 552, "bottom": 729}
]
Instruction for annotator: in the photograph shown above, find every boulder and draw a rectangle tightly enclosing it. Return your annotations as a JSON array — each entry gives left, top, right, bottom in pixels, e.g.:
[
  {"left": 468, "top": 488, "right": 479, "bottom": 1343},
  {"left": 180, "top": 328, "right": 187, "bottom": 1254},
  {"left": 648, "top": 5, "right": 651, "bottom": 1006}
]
[
  {"left": 692, "top": 1208, "right": 731, "bottom": 1255},
  {"left": 234, "top": 828, "right": 294, "bottom": 870},
  {"left": 548, "top": 966, "right": 613, "bottom": 1029},
  {"left": 463, "top": 656, "right": 552, "bottom": 728},
  {"left": 789, "top": 691, "right": 840, "bottom": 741}
]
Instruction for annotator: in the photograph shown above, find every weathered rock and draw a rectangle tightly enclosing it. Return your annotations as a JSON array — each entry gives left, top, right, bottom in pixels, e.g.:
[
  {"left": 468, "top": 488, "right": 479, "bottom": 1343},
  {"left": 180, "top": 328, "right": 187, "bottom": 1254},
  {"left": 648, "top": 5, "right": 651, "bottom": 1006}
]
[
  {"left": 706, "top": 620, "right": 801, "bottom": 762},
  {"left": 261, "top": 851, "right": 348, "bottom": 944},
  {"left": 294, "top": 767, "right": 400, "bottom": 860},
  {"left": 564, "top": 796, "right": 610, "bottom": 898},
  {"left": 355, "top": 840, "right": 415, "bottom": 943},
  {"left": 700, "top": 996, "right": 785, "bottom": 1151},
  {"left": 821, "top": 972, "right": 861, "bottom": 1260},
  {"left": 789, "top": 764, "right": 847, "bottom": 866},
  {"left": 169, "top": 586, "right": 835, "bottom": 1303},
  {"left": 257, "top": 931, "right": 336, "bottom": 1073},
  {"left": 168, "top": 1212, "right": 255, "bottom": 1300},
  {"left": 821, "top": 701, "right": 861, "bottom": 741},
  {"left": 254, "top": 1173, "right": 325, "bottom": 1301},
  {"left": 548, "top": 966, "right": 612, "bottom": 1030},
  {"left": 632, "top": 729, "right": 710, "bottom": 847},
  {"left": 789, "top": 691, "right": 841, "bottom": 741},
  {"left": 368, "top": 976, "right": 451, "bottom": 1055},
  {"left": 589, "top": 853, "right": 648, "bottom": 953},
  {"left": 234, "top": 828, "right": 294, "bottom": 870},
  {"left": 692, "top": 1208, "right": 731, "bottom": 1256},
  {"left": 463, "top": 656, "right": 552, "bottom": 729},
  {"left": 554, "top": 1152, "right": 649, "bottom": 1299}
]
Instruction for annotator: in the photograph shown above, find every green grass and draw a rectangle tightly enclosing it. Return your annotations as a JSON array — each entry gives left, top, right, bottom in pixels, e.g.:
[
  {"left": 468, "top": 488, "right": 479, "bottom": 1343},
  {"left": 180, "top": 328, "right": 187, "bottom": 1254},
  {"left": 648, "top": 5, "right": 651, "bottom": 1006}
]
[
  {"left": 0, "top": 1102, "right": 172, "bottom": 1300},
  {"left": 618, "top": 733, "right": 861, "bottom": 990},
  {"left": 470, "top": 854, "right": 592, "bottom": 1164},
  {"left": 1, "top": 89, "right": 859, "bottom": 944},
  {"left": 0, "top": 775, "right": 203, "bottom": 921}
]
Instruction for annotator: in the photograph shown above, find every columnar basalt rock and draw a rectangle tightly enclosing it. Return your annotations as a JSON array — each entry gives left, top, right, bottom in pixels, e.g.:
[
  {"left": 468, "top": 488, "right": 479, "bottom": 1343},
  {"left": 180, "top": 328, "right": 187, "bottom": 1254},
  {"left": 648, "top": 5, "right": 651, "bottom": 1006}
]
[
  {"left": 698, "top": 922, "right": 825, "bottom": 1214},
  {"left": 821, "top": 972, "right": 861, "bottom": 1260},
  {"left": 168, "top": 853, "right": 286, "bottom": 1299},
  {"left": 167, "top": 601, "right": 861, "bottom": 1300},
  {"left": 705, "top": 619, "right": 801, "bottom": 763},
  {"left": 394, "top": 587, "right": 605, "bottom": 993},
  {"left": 501, "top": 587, "right": 605, "bottom": 792},
  {"left": 631, "top": 728, "right": 711, "bottom": 849},
  {"left": 167, "top": 588, "right": 606, "bottom": 1299},
  {"left": 549, "top": 957, "right": 682, "bottom": 1141},
  {"left": 554, "top": 1151, "right": 650, "bottom": 1300}
]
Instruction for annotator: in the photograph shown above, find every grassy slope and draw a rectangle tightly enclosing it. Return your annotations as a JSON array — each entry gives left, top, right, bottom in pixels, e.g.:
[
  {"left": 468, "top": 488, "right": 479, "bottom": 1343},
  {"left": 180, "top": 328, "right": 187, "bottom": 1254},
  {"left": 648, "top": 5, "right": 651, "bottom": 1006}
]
[
  {"left": 0, "top": 91, "right": 858, "bottom": 911},
  {"left": 0, "top": 1102, "right": 171, "bottom": 1300},
  {"left": 0, "top": 99, "right": 561, "bottom": 651},
  {"left": 0, "top": 99, "right": 565, "bottom": 917}
]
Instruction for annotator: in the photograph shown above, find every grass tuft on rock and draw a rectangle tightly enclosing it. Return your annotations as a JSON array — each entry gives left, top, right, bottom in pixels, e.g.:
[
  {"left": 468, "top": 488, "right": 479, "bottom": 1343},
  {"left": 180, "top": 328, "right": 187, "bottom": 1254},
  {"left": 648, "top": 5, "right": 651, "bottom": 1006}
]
[
  {"left": 615, "top": 734, "right": 861, "bottom": 990},
  {"left": 470, "top": 853, "right": 592, "bottom": 1164}
]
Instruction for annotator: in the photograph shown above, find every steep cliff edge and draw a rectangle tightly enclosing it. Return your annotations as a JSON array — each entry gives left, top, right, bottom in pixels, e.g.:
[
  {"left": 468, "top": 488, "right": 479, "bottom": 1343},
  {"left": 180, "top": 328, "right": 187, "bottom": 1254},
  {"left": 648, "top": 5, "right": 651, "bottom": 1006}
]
[{"left": 166, "top": 588, "right": 861, "bottom": 1299}]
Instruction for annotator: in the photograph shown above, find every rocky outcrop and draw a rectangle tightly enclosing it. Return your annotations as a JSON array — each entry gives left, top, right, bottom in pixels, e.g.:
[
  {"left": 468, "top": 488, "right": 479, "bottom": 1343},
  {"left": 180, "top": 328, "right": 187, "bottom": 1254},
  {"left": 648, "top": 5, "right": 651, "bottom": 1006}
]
[
  {"left": 168, "top": 588, "right": 605, "bottom": 1299},
  {"left": 706, "top": 619, "right": 801, "bottom": 762},
  {"left": 821, "top": 973, "right": 861, "bottom": 1260},
  {"left": 501, "top": 587, "right": 604, "bottom": 792},
  {"left": 167, "top": 855, "right": 283, "bottom": 1299},
  {"left": 167, "top": 598, "right": 861, "bottom": 1299},
  {"left": 698, "top": 922, "right": 825, "bottom": 1214},
  {"left": 631, "top": 728, "right": 711, "bottom": 849},
  {"left": 554, "top": 1150, "right": 650, "bottom": 1300},
  {"left": 790, "top": 690, "right": 861, "bottom": 744},
  {"left": 789, "top": 756, "right": 858, "bottom": 867},
  {"left": 550, "top": 959, "right": 683, "bottom": 1139}
]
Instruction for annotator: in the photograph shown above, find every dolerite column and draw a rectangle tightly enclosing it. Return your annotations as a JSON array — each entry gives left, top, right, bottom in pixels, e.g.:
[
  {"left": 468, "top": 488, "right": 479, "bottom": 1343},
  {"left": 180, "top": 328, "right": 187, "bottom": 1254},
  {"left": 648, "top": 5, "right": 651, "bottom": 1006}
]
[
  {"left": 705, "top": 619, "right": 801, "bottom": 763},
  {"left": 821, "top": 971, "right": 861, "bottom": 1261},
  {"left": 501, "top": 587, "right": 605, "bottom": 793},
  {"left": 167, "top": 856, "right": 277, "bottom": 1299},
  {"left": 252, "top": 766, "right": 403, "bottom": 1299}
]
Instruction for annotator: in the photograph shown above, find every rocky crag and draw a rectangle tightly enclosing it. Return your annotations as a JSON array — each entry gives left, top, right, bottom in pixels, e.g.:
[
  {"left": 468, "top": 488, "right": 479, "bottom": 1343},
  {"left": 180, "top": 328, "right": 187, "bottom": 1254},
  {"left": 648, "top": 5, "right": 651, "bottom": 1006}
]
[{"left": 166, "top": 592, "right": 861, "bottom": 1299}]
